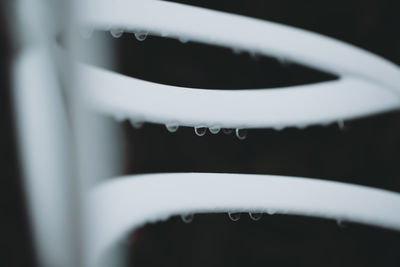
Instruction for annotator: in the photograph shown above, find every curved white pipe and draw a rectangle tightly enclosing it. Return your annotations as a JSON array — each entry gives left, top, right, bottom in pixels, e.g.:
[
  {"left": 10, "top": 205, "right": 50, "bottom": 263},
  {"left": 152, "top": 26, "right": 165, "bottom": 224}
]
[
  {"left": 86, "top": 173, "right": 400, "bottom": 267},
  {"left": 75, "top": 0, "right": 400, "bottom": 128},
  {"left": 79, "top": 0, "right": 400, "bottom": 92},
  {"left": 81, "top": 64, "right": 400, "bottom": 129}
]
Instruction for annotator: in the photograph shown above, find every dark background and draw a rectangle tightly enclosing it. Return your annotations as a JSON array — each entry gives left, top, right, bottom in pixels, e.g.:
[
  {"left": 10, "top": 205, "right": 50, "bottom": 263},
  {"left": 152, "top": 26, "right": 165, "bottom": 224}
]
[{"left": 2, "top": 0, "right": 400, "bottom": 266}]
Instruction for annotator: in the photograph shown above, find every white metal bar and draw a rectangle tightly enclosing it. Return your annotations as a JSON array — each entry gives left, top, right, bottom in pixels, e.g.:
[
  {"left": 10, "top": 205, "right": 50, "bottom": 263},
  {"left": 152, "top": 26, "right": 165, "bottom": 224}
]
[
  {"left": 80, "top": 63, "right": 400, "bottom": 129},
  {"left": 11, "top": 1, "right": 82, "bottom": 267},
  {"left": 75, "top": 0, "right": 400, "bottom": 128},
  {"left": 86, "top": 173, "right": 400, "bottom": 267},
  {"left": 13, "top": 44, "right": 78, "bottom": 267},
  {"left": 79, "top": 0, "right": 400, "bottom": 92}
]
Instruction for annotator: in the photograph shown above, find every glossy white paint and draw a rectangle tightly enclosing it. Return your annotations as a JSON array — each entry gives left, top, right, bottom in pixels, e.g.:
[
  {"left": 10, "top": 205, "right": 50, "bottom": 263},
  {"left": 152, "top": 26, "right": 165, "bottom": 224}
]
[
  {"left": 86, "top": 173, "right": 400, "bottom": 267},
  {"left": 77, "top": 0, "right": 400, "bottom": 128},
  {"left": 81, "top": 64, "right": 400, "bottom": 129}
]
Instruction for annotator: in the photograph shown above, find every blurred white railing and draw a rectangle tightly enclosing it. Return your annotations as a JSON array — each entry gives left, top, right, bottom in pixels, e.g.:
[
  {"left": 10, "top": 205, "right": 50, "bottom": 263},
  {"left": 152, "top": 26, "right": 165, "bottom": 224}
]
[
  {"left": 11, "top": 1, "right": 400, "bottom": 267},
  {"left": 75, "top": 1, "right": 400, "bottom": 266}
]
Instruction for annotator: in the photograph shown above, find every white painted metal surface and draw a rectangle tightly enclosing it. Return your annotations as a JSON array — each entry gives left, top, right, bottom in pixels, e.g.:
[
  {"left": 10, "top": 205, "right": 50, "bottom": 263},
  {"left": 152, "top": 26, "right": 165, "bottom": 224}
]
[
  {"left": 13, "top": 32, "right": 78, "bottom": 267},
  {"left": 76, "top": 0, "right": 400, "bottom": 129},
  {"left": 74, "top": 1, "right": 400, "bottom": 266},
  {"left": 10, "top": 0, "right": 400, "bottom": 266},
  {"left": 86, "top": 173, "right": 400, "bottom": 267},
  {"left": 79, "top": 0, "right": 400, "bottom": 90},
  {"left": 81, "top": 64, "right": 400, "bottom": 129}
]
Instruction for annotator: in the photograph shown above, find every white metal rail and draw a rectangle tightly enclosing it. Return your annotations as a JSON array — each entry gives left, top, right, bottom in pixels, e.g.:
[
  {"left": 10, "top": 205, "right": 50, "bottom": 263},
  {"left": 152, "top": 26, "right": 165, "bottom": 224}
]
[
  {"left": 12, "top": 1, "right": 400, "bottom": 267},
  {"left": 74, "top": 1, "right": 400, "bottom": 266},
  {"left": 86, "top": 173, "right": 400, "bottom": 267},
  {"left": 78, "top": 0, "right": 400, "bottom": 129}
]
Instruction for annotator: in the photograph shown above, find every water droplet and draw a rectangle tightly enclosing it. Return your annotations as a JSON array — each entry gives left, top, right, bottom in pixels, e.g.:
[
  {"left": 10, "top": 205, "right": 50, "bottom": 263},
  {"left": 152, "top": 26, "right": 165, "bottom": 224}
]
[
  {"left": 235, "top": 129, "right": 247, "bottom": 140},
  {"left": 249, "top": 212, "right": 262, "bottom": 221},
  {"left": 194, "top": 126, "right": 207, "bottom": 136},
  {"left": 134, "top": 31, "right": 148, "bottom": 41},
  {"left": 338, "top": 120, "right": 345, "bottom": 130},
  {"left": 322, "top": 121, "right": 332, "bottom": 127},
  {"left": 297, "top": 124, "right": 307, "bottom": 129},
  {"left": 222, "top": 128, "right": 233, "bottom": 135},
  {"left": 209, "top": 126, "right": 220, "bottom": 134},
  {"left": 110, "top": 28, "right": 124, "bottom": 38},
  {"left": 166, "top": 123, "right": 179, "bottom": 133},
  {"left": 232, "top": 48, "right": 243, "bottom": 55},
  {"left": 336, "top": 219, "right": 348, "bottom": 228},
  {"left": 161, "top": 32, "right": 168, "bottom": 37},
  {"left": 278, "top": 56, "right": 290, "bottom": 66},
  {"left": 267, "top": 209, "right": 277, "bottom": 215},
  {"left": 228, "top": 212, "right": 241, "bottom": 221},
  {"left": 249, "top": 51, "right": 259, "bottom": 60},
  {"left": 79, "top": 27, "right": 93, "bottom": 39},
  {"left": 179, "top": 37, "right": 189, "bottom": 43},
  {"left": 273, "top": 125, "right": 284, "bottom": 131},
  {"left": 130, "top": 119, "right": 143, "bottom": 129},
  {"left": 181, "top": 214, "right": 194, "bottom": 223}
]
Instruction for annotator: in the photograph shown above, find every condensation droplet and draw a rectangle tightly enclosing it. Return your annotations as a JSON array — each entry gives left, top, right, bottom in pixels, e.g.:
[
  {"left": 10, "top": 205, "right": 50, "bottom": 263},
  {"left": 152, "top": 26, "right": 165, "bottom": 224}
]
[
  {"left": 235, "top": 129, "right": 247, "bottom": 140},
  {"left": 336, "top": 219, "right": 348, "bottom": 228},
  {"left": 267, "top": 209, "right": 277, "bottom": 215},
  {"left": 322, "top": 121, "right": 332, "bottom": 127},
  {"left": 130, "top": 119, "right": 143, "bottom": 129},
  {"left": 338, "top": 120, "right": 345, "bottom": 130},
  {"left": 228, "top": 212, "right": 241, "bottom": 221},
  {"left": 249, "top": 212, "right": 262, "bottom": 221},
  {"left": 273, "top": 125, "right": 284, "bottom": 131},
  {"left": 277, "top": 56, "right": 291, "bottom": 67},
  {"left": 249, "top": 51, "right": 259, "bottom": 60},
  {"left": 110, "top": 28, "right": 124, "bottom": 38},
  {"left": 134, "top": 31, "right": 148, "bottom": 41},
  {"left": 195, "top": 126, "right": 207, "bottom": 136},
  {"left": 222, "top": 128, "right": 233, "bottom": 135},
  {"left": 297, "top": 124, "right": 307, "bottom": 129},
  {"left": 166, "top": 123, "right": 179, "bottom": 133},
  {"left": 181, "top": 214, "right": 194, "bottom": 223},
  {"left": 232, "top": 48, "right": 243, "bottom": 55},
  {"left": 179, "top": 37, "right": 189, "bottom": 43},
  {"left": 209, "top": 126, "right": 220, "bottom": 134}
]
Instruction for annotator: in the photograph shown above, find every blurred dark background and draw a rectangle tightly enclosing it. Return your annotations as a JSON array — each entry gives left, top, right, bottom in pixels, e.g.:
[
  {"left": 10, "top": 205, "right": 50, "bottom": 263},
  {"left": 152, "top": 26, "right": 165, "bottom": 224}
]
[
  {"left": 126, "top": 214, "right": 400, "bottom": 267},
  {"left": 2, "top": 0, "right": 400, "bottom": 266}
]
